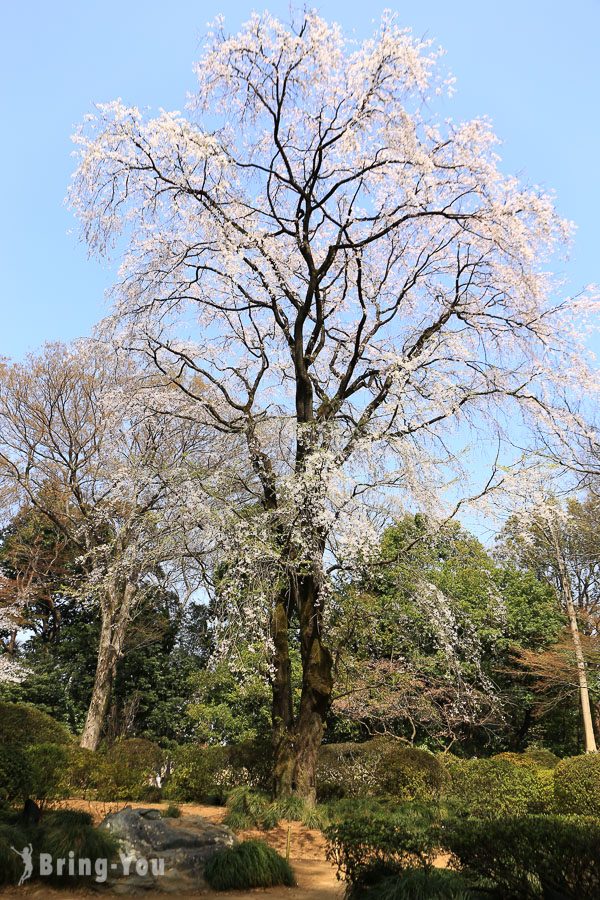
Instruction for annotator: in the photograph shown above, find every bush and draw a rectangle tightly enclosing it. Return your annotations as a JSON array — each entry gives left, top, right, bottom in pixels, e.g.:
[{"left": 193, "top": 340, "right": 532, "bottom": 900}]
[
  {"left": 0, "top": 808, "right": 117, "bottom": 886},
  {"left": 326, "top": 804, "right": 439, "bottom": 887},
  {"left": 0, "top": 702, "right": 71, "bottom": 747},
  {"left": 380, "top": 747, "right": 447, "bottom": 802},
  {"left": 161, "top": 803, "right": 181, "bottom": 818},
  {"left": 492, "top": 749, "right": 559, "bottom": 769},
  {"left": 164, "top": 744, "right": 240, "bottom": 803},
  {"left": 445, "top": 814, "right": 600, "bottom": 899},
  {"left": 444, "top": 757, "right": 553, "bottom": 818},
  {"left": 25, "top": 743, "right": 69, "bottom": 806},
  {"left": 347, "top": 867, "right": 479, "bottom": 900},
  {"left": 0, "top": 745, "right": 33, "bottom": 805},
  {"left": 59, "top": 746, "right": 116, "bottom": 801},
  {"left": 204, "top": 839, "right": 296, "bottom": 890},
  {"left": 0, "top": 818, "right": 29, "bottom": 885},
  {"left": 554, "top": 754, "right": 600, "bottom": 816},
  {"left": 223, "top": 786, "right": 271, "bottom": 830},
  {"left": 317, "top": 739, "right": 444, "bottom": 802},
  {"left": 104, "top": 738, "right": 164, "bottom": 801}
]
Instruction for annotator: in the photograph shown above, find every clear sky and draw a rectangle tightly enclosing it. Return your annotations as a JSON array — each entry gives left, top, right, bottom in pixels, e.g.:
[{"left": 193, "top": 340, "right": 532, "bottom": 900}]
[{"left": 1, "top": 1, "right": 599, "bottom": 360}]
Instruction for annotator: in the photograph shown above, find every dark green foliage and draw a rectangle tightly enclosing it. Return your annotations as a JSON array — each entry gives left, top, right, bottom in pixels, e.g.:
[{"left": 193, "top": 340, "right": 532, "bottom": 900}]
[
  {"left": 223, "top": 786, "right": 271, "bottom": 830},
  {"left": 347, "top": 867, "right": 480, "bottom": 900},
  {"left": 554, "top": 753, "right": 600, "bottom": 816},
  {"left": 25, "top": 742, "right": 69, "bottom": 805},
  {"left": 445, "top": 814, "right": 600, "bottom": 899},
  {"left": 325, "top": 803, "right": 439, "bottom": 886},
  {"left": 39, "top": 809, "right": 118, "bottom": 881},
  {"left": 204, "top": 839, "right": 295, "bottom": 891},
  {"left": 0, "top": 818, "right": 30, "bottom": 885},
  {"left": 0, "top": 808, "right": 117, "bottom": 886},
  {"left": 443, "top": 757, "right": 553, "bottom": 818},
  {"left": 161, "top": 803, "right": 181, "bottom": 818},
  {"left": 59, "top": 745, "right": 115, "bottom": 800},
  {"left": 0, "top": 702, "right": 72, "bottom": 746},
  {"left": 0, "top": 745, "right": 32, "bottom": 805}
]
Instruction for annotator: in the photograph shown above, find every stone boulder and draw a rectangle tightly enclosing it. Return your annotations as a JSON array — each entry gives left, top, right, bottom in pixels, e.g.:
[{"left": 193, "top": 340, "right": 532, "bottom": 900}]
[{"left": 100, "top": 806, "right": 237, "bottom": 893}]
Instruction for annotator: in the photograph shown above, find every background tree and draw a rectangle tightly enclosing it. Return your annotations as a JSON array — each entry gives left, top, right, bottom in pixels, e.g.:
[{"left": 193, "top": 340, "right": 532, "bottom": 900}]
[
  {"left": 498, "top": 495, "right": 600, "bottom": 752},
  {"left": 0, "top": 343, "right": 211, "bottom": 749},
  {"left": 70, "top": 12, "right": 595, "bottom": 799}
]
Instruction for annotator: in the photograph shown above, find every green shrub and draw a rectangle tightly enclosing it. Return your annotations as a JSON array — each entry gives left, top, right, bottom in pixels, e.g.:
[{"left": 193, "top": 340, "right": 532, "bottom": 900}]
[
  {"left": 326, "top": 804, "right": 439, "bottom": 887},
  {"left": 0, "top": 808, "right": 117, "bottom": 886},
  {"left": 25, "top": 743, "right": 69, "bottom": 806},
  {"left": 380, "top": 747, "right": 447, "bottom": 802},
  {"left": 554, "top": 754, "right": 600, "bottom": 816},
  {"left": 0, "top": 818, "right": 30, "bottom": 885},
  {"left": 104, "top": 738, "right": 164, "bottom": 801},
  {"left": 445, "top": 814, "right": 600, "bottom": 899},
  {"left": 347, "top": 867, "right": 480, "bottom": 900},
  {"left": 0, "top": 702, "right": 71, "bottom": 747},
  {"left": 0, "top": 745, "right": 33, "bottom": 805},
  {"left": 223, "top": 786, "right": 271, "bottom": 830},
  {"left": 59, "top": 746, "right": 116, "bottom": 801},
  {"left": 164, "top": 743, "right": 259, "bottom": 803},
  {"left": 204, "top": 839, "right": 296, "bottom": 890},
  {"left": 318, "top": 739, "right": 443, "bottom": 802},
  {"left": 161, "top": 803, "right": 181, "bottom": 818},
  {"left": 444, "top": 757, "right": 552, "bottom": 818},
  {"left": 492, "top": 749, "right": 559, "bottom": 769}
]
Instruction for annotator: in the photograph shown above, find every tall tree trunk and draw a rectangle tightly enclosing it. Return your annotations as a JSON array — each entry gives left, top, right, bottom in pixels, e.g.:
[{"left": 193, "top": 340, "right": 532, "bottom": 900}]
[
  {"left": 554, "top": 542, "right": 597, "bottom": 753},
  {"left": 80, "top": 582, "right": 136, "bottom": 751},
  {"left": 271, "top": 570, "right": 334, "bottom": 804},
  {"left": 271, "top": 593, "right": 295, "bottom": 797}
]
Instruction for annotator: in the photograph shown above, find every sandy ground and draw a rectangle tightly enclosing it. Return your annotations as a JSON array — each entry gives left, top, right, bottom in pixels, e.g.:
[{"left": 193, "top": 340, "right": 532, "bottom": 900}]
[{"left": 0, "top": 800, "right": 344, "bottom": 900}]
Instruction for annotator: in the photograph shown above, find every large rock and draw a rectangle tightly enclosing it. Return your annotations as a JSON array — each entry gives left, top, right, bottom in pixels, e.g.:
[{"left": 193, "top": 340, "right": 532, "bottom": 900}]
[{"left": 99, "top": 806, "right": 237, "bottom": 893}]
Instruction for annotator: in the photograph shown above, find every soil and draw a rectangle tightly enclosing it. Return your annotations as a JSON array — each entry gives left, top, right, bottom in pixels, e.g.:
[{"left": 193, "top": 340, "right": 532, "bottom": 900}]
[{"left": 0, "top": 800, "right": 344, "bottom": 900}]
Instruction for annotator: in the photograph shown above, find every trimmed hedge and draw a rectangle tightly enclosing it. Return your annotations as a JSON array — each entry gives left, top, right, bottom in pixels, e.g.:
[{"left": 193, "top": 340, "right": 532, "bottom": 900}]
[
  {"left": 0, "top": 745, "right": 32, "bottom": 805},
  {"left": 554, "top": 753, "right": 600, "bottom": 817},
  {"left": 445, "top": 814, "right": 600, "bottom": 899},
  {"left": 442, "top": 757, "right": 553, "bottom": 818},
  {"left": 326, "top": 804, "right": 439, "bottom": 886}
]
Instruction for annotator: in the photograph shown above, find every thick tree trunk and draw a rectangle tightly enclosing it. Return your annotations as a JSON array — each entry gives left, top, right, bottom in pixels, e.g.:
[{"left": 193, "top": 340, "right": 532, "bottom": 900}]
[
  {"left": 79, "top": 582, "right": 136, "bottom": 751},
  {"left": 271, "top": 594, "right": 295, "bottom": 797},
  {"left": 271, "top": 570, "right": 334, "bottom": 804}
]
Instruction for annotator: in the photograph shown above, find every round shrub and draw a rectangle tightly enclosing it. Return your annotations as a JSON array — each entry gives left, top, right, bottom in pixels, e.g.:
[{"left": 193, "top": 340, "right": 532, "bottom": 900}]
[
  {"left": 0, "top": 745, "right": 33, "bottom": 805},
  {"left": 555, "top": 754, "right": 600, "bottom": 816},
  {"left": 445, "top": 757, "right": 553, "bottom": 818},
  {"left": 492, "top": 749, "right": 559, "bottom": 769},
  {"left": 379, "top": 747, "right": 447, "bottom": 802},
  {"left": 204, "top": 839, "right": 295, "bottom": 890},
  {"left": 0, "top": 702, "right": 72, "bottom": 747}
]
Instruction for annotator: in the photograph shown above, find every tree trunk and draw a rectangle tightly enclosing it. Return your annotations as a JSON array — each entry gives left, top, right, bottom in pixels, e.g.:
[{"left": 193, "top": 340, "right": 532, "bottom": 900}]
[
  {"left": 271, "top": 593, "right": 295, "bottom": 797},
  {"left": 271, "top": 570, "right": 334, "bottom": 804},
  {"left": 79, "top": 582, "right": 136, "bottom": 751},
  {"left": 554, "top": 544, "right": 597, "bottom": 753},
  {"left": 563, "top": 581, "right": 597, "bottom": 753}
]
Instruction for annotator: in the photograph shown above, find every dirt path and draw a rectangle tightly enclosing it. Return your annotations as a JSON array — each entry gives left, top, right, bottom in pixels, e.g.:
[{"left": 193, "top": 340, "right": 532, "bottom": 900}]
[{"left": 0, "top": 800, "right": 344, "bottom": 900}]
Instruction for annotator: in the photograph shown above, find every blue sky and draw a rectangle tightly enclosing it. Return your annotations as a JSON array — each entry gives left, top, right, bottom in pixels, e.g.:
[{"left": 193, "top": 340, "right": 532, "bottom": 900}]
[{"left": 1, "top": 1, "right": 599, "bottom": 359}]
